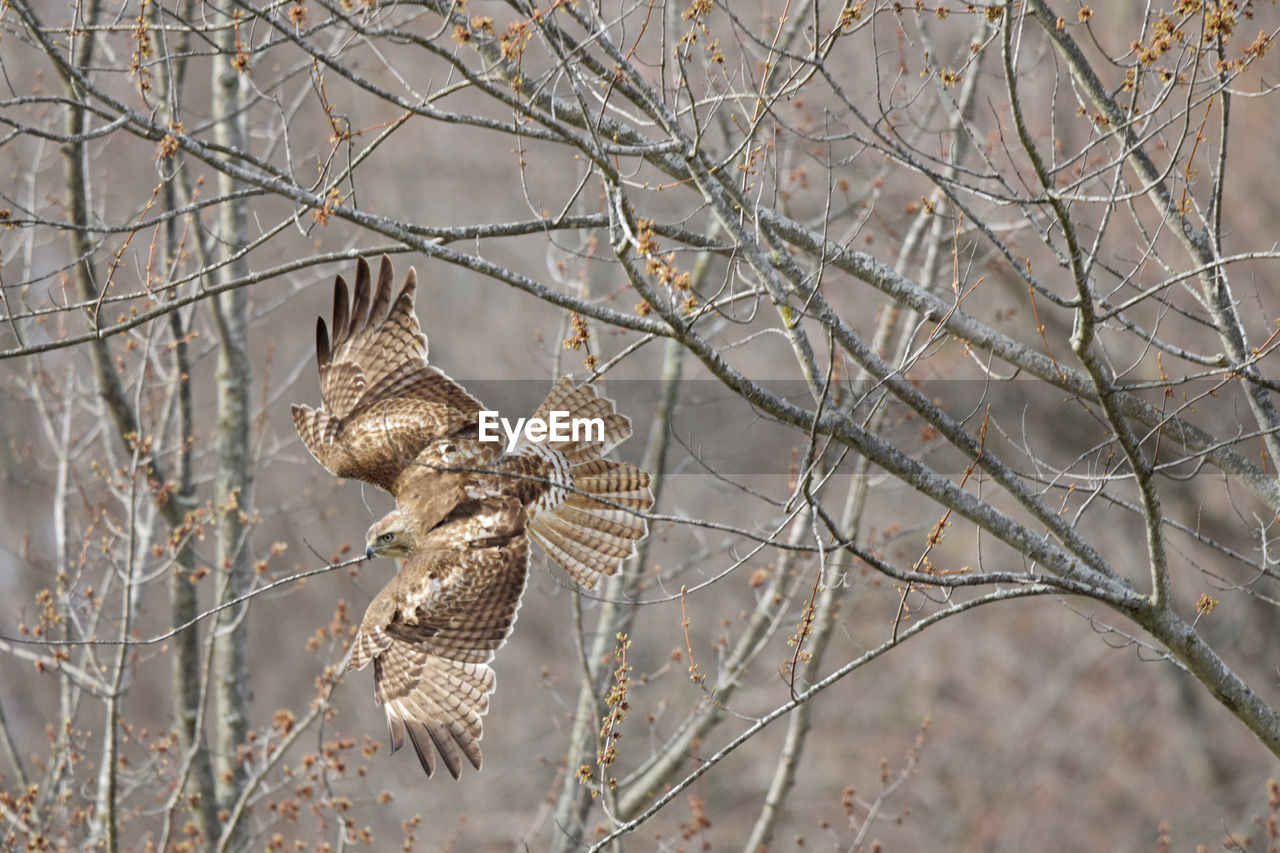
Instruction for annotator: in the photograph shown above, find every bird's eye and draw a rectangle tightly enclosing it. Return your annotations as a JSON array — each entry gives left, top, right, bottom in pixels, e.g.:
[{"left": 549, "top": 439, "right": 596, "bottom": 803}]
[
  {"left": 380, "top": 532, "right": 394, "bottom": 542},
  {"left": 443, "top": 444, "right": 457, "bottom": 454}
]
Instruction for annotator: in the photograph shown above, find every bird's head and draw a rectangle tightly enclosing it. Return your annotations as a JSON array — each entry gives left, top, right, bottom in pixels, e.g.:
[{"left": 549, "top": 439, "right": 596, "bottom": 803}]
[{"left": 365, "top": 510, "right": 414, "bottom": 560}]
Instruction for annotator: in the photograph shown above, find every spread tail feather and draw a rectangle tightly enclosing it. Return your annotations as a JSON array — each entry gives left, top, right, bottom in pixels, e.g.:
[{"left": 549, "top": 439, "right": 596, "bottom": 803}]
[{"left": 517, "top": 378, "right": 653, "bottom": 588}]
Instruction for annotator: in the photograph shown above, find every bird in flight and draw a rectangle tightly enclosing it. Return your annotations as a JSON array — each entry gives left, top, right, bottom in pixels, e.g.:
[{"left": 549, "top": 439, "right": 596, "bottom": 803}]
[{"left": 292, "top": 256, "right": 652, "bottom": 778}]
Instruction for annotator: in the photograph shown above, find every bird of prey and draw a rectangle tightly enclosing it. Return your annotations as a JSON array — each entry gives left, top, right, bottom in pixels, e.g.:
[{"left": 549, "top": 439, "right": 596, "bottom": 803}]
[{"left": 292, "top": 255, "right": 652, "bottom": 778}]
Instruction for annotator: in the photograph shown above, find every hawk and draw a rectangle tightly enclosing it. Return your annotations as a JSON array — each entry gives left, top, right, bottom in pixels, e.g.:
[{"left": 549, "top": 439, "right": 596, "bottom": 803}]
[{"left": 292, "top": 255, "right": 652, "bottom": 778}]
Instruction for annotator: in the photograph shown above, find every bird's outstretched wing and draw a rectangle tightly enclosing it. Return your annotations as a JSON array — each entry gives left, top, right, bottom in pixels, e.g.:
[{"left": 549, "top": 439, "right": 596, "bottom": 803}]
[
  {"left": 368, "top": 637, "right": 495, "bottom": 779},
  {"left": 291, "top": 255, "right": 484, "bottom": 494},
  {"left": 348, "top": 503, "right": 530, "bottom": 778}
]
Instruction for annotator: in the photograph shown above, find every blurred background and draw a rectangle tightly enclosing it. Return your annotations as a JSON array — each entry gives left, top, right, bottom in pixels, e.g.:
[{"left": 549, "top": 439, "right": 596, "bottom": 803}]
[{"left": 0, "top": 1, "right": 1277, "bottom": 850}]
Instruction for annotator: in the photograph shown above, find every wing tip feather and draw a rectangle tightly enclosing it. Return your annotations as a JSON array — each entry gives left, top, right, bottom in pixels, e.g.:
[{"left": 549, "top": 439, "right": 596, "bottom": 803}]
[
  {"left": 315, "top": 317, "right": 331, "bottom": 367},
  {"left": 331, "top": 274, "right": 350, "bottom": 344}
]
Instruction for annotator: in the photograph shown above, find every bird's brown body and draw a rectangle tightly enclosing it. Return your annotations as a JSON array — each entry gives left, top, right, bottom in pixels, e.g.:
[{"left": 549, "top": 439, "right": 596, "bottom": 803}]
[{"left": 292, "top": 256, "right": 652, "bottom": 778}]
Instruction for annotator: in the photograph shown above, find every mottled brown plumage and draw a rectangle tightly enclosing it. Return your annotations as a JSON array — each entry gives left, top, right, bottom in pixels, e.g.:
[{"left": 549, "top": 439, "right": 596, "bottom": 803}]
[
  {"left": 291, "top": 255, "right": 483, "bottom": 495},
  {"left": 348, "top": 498, "right": 528, "bottom": 778},
  {"left": 293, "top": 256, "right": 655, "bottom": 777}
]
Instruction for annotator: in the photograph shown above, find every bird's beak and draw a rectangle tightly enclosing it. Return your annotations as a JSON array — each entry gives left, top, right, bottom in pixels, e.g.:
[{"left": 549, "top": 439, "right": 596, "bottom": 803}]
[{"left": 365, "top": 544, "right": 376, "bottom": 560}]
